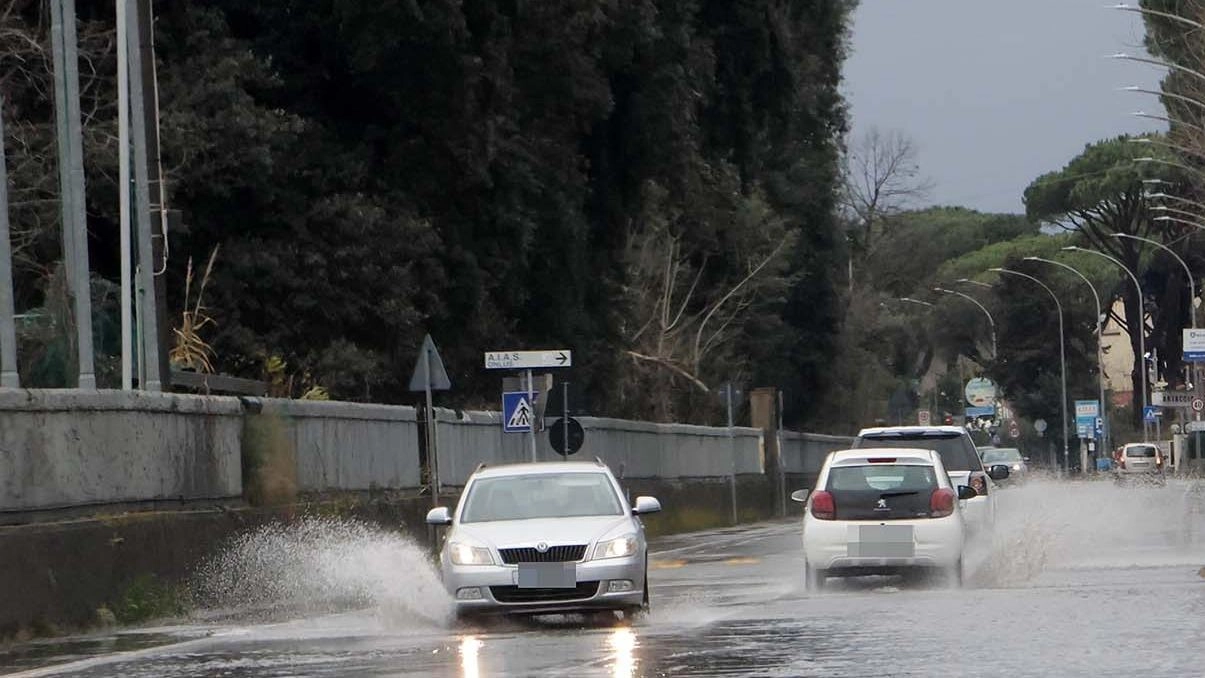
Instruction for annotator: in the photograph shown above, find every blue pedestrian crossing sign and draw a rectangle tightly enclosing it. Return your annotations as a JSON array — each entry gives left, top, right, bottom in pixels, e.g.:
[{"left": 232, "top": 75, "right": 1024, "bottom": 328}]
[
  {"left": 503, "top": 391, "right": 538, "bottom": 433},
  {"left": 1143, "top": 405, "right": 1161, "bottom": 424}
]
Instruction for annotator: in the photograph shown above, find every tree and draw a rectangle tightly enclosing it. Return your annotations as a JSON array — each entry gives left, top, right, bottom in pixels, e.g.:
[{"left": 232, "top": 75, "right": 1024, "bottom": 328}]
[
  {"left": 1023, "top": 136, "right": 1187, "bottom": 423},
  {"left": 841, "top": 127, "right": 934, "bottom": 291}
]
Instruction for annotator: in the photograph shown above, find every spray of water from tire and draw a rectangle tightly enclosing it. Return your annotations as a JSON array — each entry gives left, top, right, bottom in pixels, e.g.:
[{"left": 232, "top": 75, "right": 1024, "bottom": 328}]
[{"left": 190, "top": 517, "right": 452, "bottom": 628}]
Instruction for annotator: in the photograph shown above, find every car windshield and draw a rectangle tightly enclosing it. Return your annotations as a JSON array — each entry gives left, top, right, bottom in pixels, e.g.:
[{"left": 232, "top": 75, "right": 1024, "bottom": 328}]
[
  {"left": 982, "top": 449, "right": 1023, "bottom": 463},
  {"left": 459, "top": 472, "right": 623, "bottom": 522},
  {"left": 853, "top": 432, "right": 981, "bottom": 472},
  {"left": 828, "top": 465, "right": 938, "bottom": 492},
  {"left": 1126, "top": 446, "right": 1158, "bottom": 458}
]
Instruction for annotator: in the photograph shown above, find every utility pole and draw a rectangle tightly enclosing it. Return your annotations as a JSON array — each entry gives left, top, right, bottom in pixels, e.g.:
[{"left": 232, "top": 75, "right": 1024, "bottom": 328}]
[
  {"left": 117, "top": 0, "right": 132, "bottom": 390},
  {"left": 0, "top": 101, "right": 19, "bottom": 388},
  {"left": 50, "top": 0, "right": 96, "bottom": 389},
  {"left": 125, "top": 0, "right": 162, "bottom": 390}
]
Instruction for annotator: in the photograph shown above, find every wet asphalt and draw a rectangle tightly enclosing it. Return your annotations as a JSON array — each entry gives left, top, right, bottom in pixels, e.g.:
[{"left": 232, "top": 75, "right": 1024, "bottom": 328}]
[{"left": 4, "top": 477, "right": 1205, "bottom": 677}]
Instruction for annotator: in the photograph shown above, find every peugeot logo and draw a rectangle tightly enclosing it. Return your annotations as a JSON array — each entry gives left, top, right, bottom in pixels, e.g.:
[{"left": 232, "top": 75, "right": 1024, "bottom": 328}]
[
  {"left": 536, "top": 542, "right": 549, "bottom": 553},
  {"left": 876, "top": 499, "right": 888, "bottom": 509}
]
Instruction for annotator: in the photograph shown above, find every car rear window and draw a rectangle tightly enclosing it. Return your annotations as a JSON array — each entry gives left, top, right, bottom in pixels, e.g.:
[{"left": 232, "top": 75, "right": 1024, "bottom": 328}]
[
  {"left": 982, "top": 448, "right": 1023, "bottom": 463},
  {"left": 853, "top": 432, "right": 981, "bottom": 472},
  {"left": 1126, "top": 445, "right": 1158, "bottom": 458},
  {"left": 825, "top": 464, "right": 939, "bottom": 520}
]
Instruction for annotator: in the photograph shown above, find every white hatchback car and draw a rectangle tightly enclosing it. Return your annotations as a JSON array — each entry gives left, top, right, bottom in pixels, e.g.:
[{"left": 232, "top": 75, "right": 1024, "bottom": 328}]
[
  {"left": 426, "top": 460, "right": 661, "bottom": 619},
  {"left": 792, "top": 448, "right": 977, "bottom": 590},
  {"left": 852, "top": 426, "right": 1009, "bottom": 536}
]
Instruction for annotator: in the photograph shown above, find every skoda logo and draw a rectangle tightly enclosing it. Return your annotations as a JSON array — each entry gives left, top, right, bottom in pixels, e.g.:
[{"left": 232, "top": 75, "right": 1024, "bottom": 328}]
[{"left": 536, "top": 542, "right": 549, "bottom": 553}]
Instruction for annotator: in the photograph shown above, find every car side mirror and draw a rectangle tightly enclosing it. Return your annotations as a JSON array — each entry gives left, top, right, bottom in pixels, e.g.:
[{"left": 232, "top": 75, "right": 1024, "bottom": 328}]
[
  {"left": 789, "top": 489, "right": 810, "bottom": 503},
  {"left": 957, "top": 485, "right": 978, "bottom": 500},
  {"left": 425, "top": 506, "right": 452, "bottom": 525},
  {"left": 1022, "top": 457, "right": 1031, "bottom": 462},
  {"left": 987, "top": 464, "right": 1010, "bottom": 481},
  {"left": 633, "top": 496, "right": 662, "bottom": 515}
]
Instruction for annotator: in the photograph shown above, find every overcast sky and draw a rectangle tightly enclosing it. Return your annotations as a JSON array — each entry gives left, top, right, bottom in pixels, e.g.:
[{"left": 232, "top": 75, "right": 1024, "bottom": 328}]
[{"left": 841, "top": 0, "right": 1168, "bottom": 215}]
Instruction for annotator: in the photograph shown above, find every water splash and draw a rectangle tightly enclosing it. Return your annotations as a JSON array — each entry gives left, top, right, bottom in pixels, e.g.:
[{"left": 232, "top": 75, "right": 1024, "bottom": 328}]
[
  {"left": 190, "top": 517, "right": 452, "bottom": 627},
  {"left": 968, "top": 477, "right": 1205, "bottom": 587}
]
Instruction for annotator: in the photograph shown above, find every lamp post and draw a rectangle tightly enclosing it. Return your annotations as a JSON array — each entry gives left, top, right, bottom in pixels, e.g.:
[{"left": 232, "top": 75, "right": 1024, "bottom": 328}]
[
  {"left": 990, "top": 267, "right": 1070, "bottom": 473},
  {"left": 1111, "top": 53, "right": 1205, "bottom": 88},
  {"left": 934, "top": 287, "right": 997, "bottom": 359},
  {"left": 1121, "top": 86, "right": 1205, "bottom": 115},
  {"left": 1064, "top": 246, "right": 1150, "bottom": 442},
  {"left": 1145, "top": 192, "right": 1205, "bottom": 214},
  {"left": 898, "top": 297, "right": 934, "bottom": 308},
  {"left": 1110, "top": 4, "right": 1204, "bottom": 31},
  {"left": 1025, "top": 256, "right": 1110, "bottom": 465}
]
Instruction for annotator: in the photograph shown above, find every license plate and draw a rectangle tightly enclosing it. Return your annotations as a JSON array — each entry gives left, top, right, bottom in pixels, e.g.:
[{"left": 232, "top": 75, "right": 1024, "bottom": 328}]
[
  {"left": 847, "top": 525, "right": 915, "bottom": 558},
  {"left": 517, "top": 562, "right": 576, "bottom": 588}
]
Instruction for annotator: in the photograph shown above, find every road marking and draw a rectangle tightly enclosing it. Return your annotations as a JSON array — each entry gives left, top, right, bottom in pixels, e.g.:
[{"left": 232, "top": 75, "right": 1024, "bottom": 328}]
[
  {"left": 724, "top": 557, "right": 760, "bottom": 565},
  {"left": 650, "top": 559, "right": 687, "bottom": 570}
]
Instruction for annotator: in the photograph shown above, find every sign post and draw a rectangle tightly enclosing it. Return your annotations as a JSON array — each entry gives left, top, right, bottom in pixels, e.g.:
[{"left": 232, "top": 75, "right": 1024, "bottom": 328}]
[
  {"left": 486, "top": 349, "right": 573, "bottom": 462},
  {"left": 409, "top": 334, "right": 452, "bottom": 505}
]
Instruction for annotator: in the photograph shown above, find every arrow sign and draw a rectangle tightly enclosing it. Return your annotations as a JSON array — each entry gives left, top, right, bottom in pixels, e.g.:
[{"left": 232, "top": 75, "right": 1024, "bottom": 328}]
[
  {"left": 408, "top": 334, "right": 451, "bottom": 391},
  {"left": 485, "top": 350, "right": 573, "bottom": 370}
]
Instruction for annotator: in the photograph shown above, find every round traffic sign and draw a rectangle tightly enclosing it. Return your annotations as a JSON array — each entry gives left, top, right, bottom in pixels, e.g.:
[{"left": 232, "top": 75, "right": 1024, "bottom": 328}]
[
  {"left": 548, "top": 417, "right": 585, "bottom": 455},
  {"left": 1008, "top": 421, "right": 1021, "bottom": 439},
  {"left": 1034, "top": 418, "right": 1048, "bottom": 433},
  {"left": 1194, "top": 398, "right": 1204, "bottom": 413}
]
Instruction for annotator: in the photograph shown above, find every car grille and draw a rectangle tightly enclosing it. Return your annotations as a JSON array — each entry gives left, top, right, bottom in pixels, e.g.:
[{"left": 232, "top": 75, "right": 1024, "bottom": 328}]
[
  {"left": 498, "top": 545, "right": 587, "bottom": 564},
  {"left": 490, "top": 581, "right": 600, "bottom": 604}
]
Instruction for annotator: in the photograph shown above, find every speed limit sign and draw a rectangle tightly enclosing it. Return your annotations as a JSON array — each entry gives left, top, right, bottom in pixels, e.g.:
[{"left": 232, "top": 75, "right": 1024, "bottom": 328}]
[{"left": 1193, "top": 398, "right": 1204, "bottom": 413}]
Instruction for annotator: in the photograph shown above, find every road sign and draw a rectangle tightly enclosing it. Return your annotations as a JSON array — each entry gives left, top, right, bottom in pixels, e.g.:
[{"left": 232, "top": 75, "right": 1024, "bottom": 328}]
[
  {"left": 503, "top": 391, "right": 538, "bottom": 433},
  {"left": 1143, "top": 405, "right": 1161, "bottom": 424},
  {"left": 1188, "top": 420, "right": 1205, "bottom": 433},
  {"left": 1185, "top": 329, "right": 1205, "bottom": 362},
  {"left": 918, "top": 410, "right": 931, "bottom": 426},
  {"left": 548, "top": 417, "right": 585, "bottom": 455},
  {"left": 1152, "top": 391, "right": 1194, "bottom": 408},
  {"left": 1096, "top": 417, "right": 1104, "bottom": 436},
  {"left": 1194, "top": 398, "right": 1205, "bottom": 413},
  {"left": 965, "top": 406, "right": 994, "bottom": 418},
  {"left": 1007, "top": 420, "right": 1020, "bottom": 439},
  {"left": 964, "top": 378, "right": 997, "bottom": 407},
  {"left": 1034, "top": 418, "right": 1048, "bottom": 433},
  {"left": 1075, "top": 400, "right": 1099, "bottom": 439},
  {"left": 408, "top": 334, "right": 451, "bottom": 392},
  {"left": 484, "top": 350, "right": 572, "bottom": 370}
]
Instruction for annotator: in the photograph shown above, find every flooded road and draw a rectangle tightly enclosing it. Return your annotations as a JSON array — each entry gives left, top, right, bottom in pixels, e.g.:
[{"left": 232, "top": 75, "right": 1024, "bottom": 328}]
[{"left": 4, "top": 478, "right": 1205, "bottom": 677}]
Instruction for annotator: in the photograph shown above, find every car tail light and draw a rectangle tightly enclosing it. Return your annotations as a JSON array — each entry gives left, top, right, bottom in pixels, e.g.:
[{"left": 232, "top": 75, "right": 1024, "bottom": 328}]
[
  {"left": 970, "top": 472, "right": 988, "bottom": 496},
  {"left": 1120, "top": 458, "right": 1126, "bottom": 470},
  {"left": 867, "top": 457, "right": 897, "bottom": 464},
  {"left": 810, "top": 490, "right": 836, "bottom": 520},
  {"left": 930, "top": 488, "right": 955, "bottom": 518}
]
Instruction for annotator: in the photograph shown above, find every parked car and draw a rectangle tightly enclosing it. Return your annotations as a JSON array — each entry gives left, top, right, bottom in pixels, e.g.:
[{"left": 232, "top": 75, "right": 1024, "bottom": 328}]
[
  {"left": 1115, "top": 443, "right": 1166, "bottom": 485},
  {"left": 979, "top": 446, "right": 1029, "bottom": 483},
  {"left": 426, "top": 460, "right": 661, "bottom": 620},
  {"left": 851, "top": 426, "right": 1009, "bottom": 536},
  {"left": 791, "top": 448, "right": 976, "bottom": 590}
]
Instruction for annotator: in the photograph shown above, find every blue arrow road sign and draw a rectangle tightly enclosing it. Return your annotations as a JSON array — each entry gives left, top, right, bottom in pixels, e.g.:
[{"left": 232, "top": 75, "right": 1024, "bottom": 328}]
[
  {"left": 1143, "top": 405, "right": 1160, "bottom": 424},
  {"left": 503, "top": 391, "right": 538, "bottom": 433}
]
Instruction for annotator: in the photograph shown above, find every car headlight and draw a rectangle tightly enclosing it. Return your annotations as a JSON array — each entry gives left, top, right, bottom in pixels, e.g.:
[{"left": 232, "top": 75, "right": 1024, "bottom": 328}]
[
  {"left": 449, "top": 542, "right": 494, "bottom": 566},
  {"left": 1012, "top": 464, "right": 1021, "bottom": 471},
  {"left": 594, "top": 535, "right": 639, "bottom": 560}
]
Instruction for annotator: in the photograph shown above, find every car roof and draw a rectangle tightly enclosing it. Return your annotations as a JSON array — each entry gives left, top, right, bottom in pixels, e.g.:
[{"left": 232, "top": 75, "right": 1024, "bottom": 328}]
[
  {"left": 470, "top": 460, "right": 611, "bottom": 479},
  {"left": 857, "top": 425, "right": 969, "bottom": 437},
  {"left": 829, "top": 448, "right": 939, "bottom": 466}
]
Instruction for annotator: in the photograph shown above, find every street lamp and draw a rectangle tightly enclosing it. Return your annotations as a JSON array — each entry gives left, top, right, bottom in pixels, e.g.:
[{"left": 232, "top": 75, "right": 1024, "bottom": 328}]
[
  {"left": 1121, "top": 86, "right": 1205, "bottom": 115},
  {"left": 1130, "top": 136, "right": 1205, "bottom": 163},
  {"left": 1136, "top": 156, "right": 1205, "bottom": 179},
  {"left": 933, "top": 287, "right": 997, "bottom": 359},
  {"left": 898, "top": 297, "right": 934, "bottom": 308},
  {"left": 1063, "top": 246, "right": 1151, "bottom": 441},
  {"left": 1111, "top": 53, "right": 1205, "bottom": 88},
  {"left": 990, "top": 267, "right": 1070, "bottom": 472},
  {"left": 1108, "top": 233, "right": 1195, "bottom": 329},
  {"left": 1151, "top": 204, "right": 1205, "bottom": 222},
  {"left": 1024, "top": 256, "right": 1110, "bottom": 459},
  {"left": 1145, "top": 192, "right": 1205, "bottom": 213},
  {"left": 956, "top": 278, "right": 994, "bottom": 290},
  {"left": 1110, "top": 4, "right": 1205, "bottom": 31},
  {"left": 1132, "top": 111, "right": 1205, "bottom": 136}
]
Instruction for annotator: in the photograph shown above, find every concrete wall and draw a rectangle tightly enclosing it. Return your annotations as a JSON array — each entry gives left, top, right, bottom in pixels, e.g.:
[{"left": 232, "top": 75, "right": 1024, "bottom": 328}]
[
  {"left": 256, "top": 399, "right": 422, "bottom": 492},
  {"left": 781, "top": 431, "right": 853, "bottom": 480},
  {"left": 435, "top": 410, "right": 764, "bottom": 487},
  {"left": 0, "top": 390, "right": 243, "bottom": 514}
]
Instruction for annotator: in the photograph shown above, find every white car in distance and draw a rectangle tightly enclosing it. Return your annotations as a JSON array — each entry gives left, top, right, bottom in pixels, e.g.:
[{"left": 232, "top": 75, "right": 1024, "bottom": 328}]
[{"left": 792, "top": 448, "right": 977, "bottom": 590}]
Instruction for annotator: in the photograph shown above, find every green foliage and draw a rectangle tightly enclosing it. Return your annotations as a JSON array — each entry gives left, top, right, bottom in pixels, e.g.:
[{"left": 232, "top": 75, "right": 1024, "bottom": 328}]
[{"left": 112, "top": 575, "right": 187, "bottom": 625}]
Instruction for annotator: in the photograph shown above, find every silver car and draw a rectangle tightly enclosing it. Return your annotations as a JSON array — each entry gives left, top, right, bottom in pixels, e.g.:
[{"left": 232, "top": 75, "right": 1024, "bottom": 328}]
[{"left": 426, "top": 460, "right": 661, "bottom": 619}]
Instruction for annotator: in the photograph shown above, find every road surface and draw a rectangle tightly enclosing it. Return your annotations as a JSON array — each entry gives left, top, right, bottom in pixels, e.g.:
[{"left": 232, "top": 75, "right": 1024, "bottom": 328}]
[{"left": 3, "top": 477, "right": 1205, "bottom": 676}]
